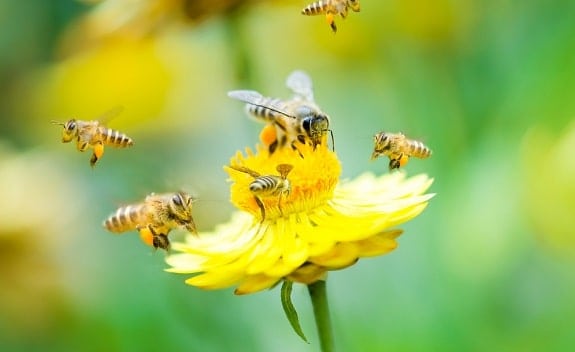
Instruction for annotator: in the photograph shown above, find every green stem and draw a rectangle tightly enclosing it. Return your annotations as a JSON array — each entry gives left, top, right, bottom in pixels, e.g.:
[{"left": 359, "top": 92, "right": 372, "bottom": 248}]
[{"left": 308, "top": 280, "right": 334, "bottom": 352}]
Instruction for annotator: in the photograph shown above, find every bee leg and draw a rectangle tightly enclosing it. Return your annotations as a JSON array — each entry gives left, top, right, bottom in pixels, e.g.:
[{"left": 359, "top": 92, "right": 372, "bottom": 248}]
[
  {"left": 90, "top": 142, "right": 104, "bottom": 167},
  {"left": 259, "top": 124, "right": 277, "bottom": 148},
  {"left": 146, "top": 225, "right": 170, "bottom": 252},
  {"left": 254, "top": 196, "right": 266, "bottom": 222},
  {"left": 325, "top": 13, "right": 337, "bottom": 33},
  {"left": 340, "top": 7, "right": 348, "bottom": 19},
  {"left": 94, "top": 141, "right": 105, "bottom": 159},
  {"left": 398, "top": 154, "right": 410, "bottom": 168},
  {"left": 76, "top": 139, "right": 89, "bottom": 152},
  {"left": 291, "top": 139, "right": 305, "bottom": 158},
  {"left": 277, "top": 193, "right": 284, "bottom": 217},
  {"left": 136, "top": 225, "right": 155, "bottom": 248},
  {"left": 136, "top": 224, "right": 170, "bottom": 251},
  {"left": 389, "top": 158, "right": 401, "bottom": 171},
  {"left": 268, "top": 140, "right": 279, "bottom": 154},
  {"left": 152, "top": 234, "right": 170, "bottom": 252}
]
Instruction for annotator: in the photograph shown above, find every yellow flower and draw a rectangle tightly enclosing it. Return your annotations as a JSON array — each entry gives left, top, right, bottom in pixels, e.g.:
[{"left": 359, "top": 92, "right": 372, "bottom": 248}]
[{"left": 166, "top": 142, "right": 434, "bottom": 295}]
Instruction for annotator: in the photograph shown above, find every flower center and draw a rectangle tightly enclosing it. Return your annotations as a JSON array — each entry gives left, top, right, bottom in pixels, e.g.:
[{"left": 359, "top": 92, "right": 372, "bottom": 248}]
[{"left": 226, "top": 143, "right": 341, "bottom": 221}]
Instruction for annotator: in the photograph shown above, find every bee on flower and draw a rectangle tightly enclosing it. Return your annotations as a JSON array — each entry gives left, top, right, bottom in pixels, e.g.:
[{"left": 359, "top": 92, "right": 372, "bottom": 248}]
[
  {"left": 166, "top": 141, "right": 433, "bottom": 294},
  {"left": 228, "top": 163, "right": 293, "bottom": 221},
  {"left": 228, "top": 70, "right": 332, "bottom": 155}
]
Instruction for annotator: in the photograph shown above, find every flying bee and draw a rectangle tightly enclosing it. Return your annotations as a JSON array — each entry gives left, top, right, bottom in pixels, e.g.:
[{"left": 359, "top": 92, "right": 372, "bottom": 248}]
[
  {"left": 103, "top": 191, "right": 197, "bottom": 251},
  {"left": 228, "top": 70, "right": 333, "bottom": 155},
  {"left": 228, "top": 164, "right": 293, "bottom": 221},
  {"left": 371, "top": 132, "right": 432, "bottom": 171},
  {"left": 51, "top": 106, "right": 134, "bottom": 167},
  {"left": 301, "top": 0, "right": 360, "bottom": 33}
]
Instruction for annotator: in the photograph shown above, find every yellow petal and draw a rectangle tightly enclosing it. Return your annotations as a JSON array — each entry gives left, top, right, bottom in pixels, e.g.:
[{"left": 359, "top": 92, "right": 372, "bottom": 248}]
[
  {"left": 287, "top": 264, "right": 327, "bottom": 284},
  {"left": 355, "top": 230, "right": 402, "bottom": 257},
  {"left": 185, "top": 271, "right": 245, "bottom": 290},
  {"left": 234, "top": 274, "right": 280, "bottom": 295},
  {"left": 309, "top": 242, "right": 360, "bottom": 269}
]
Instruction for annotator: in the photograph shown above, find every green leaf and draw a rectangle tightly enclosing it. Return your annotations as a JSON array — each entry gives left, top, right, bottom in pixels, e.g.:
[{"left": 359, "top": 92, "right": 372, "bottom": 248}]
[{"left": 281, "top": 280, "right": 309, "bottom": 343}]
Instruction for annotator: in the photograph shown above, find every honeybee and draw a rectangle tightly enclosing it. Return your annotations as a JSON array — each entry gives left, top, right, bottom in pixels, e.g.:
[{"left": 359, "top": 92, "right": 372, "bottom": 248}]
[
  {"left": 228, "top": 70, "right": 332, "bottom": 155},
  {"left": 51, "top": 106, "right": 134, "bottom": 167},
  {"left": 371, "top": 132, "right": 432, "bottom": 170},
  {"left": 228, "top": 164, "right": 293, "bottom": 221},
  {"left": 301, "top": 0, "right": 361, "bottom": 33},
  {"left": 103, "top": 191, "right": 197, "bottom": 251}
]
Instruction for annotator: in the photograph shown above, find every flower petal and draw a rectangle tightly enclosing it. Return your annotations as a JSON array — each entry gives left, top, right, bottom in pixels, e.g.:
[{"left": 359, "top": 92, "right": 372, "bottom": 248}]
[{"left": 234, "top": 274, "right": 280, "bottom": 295}]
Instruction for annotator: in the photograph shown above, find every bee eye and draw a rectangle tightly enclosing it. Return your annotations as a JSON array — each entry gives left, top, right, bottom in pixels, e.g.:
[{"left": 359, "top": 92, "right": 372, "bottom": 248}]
[
  {"left": 67, "top": 121, "right": 76, "bottom": 131},
  {"left": 302, "top": 118, "right": 311, "bottom": 132},
  {"left": 172, "top": 194, "right": 183, "bottom": 206}
]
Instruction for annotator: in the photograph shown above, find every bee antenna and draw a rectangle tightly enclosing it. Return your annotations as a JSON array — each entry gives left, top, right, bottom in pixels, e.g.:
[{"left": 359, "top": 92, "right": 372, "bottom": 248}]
[
  {"left": 328, "top": 129, "right": 335, "bottom": 152},
  {"left": 50, "top": 120, "right": 65, "bottom": 126}
]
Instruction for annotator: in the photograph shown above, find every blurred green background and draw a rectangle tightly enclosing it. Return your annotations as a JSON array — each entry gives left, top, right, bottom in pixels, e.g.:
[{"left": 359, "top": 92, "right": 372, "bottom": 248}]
[{"left": 1, "top": 0, "right": 575, "bottom": 351}]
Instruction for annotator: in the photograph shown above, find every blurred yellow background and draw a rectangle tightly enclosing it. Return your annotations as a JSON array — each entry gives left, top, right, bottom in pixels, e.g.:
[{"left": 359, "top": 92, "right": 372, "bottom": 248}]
[{"left": 1, "top": 0, "right": 574, "bottom": 351}]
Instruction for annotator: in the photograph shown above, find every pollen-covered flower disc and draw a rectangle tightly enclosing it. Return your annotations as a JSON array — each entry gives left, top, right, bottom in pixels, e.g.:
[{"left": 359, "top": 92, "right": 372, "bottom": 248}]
[{"left": 166, "top": 142, "right": 434, "bottom": 295}]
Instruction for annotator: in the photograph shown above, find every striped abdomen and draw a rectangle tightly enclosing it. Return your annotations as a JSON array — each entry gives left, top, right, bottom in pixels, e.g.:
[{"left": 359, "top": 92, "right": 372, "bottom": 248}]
[
  {"left": 301, "top": 1, "right": 333, "bottom": 15},
  {"left": 104, "top": 203, "right": 146, "bottom": 233},
  {"left": 245, "top": 97, "right": 287, "bottom": 122},
  {"left": 98, "top": 127, "right": 134, "bottom": 148},
  {"left": 406, "top": 139, "right": 432, "bottom": 159},
  {"left": 249, "top": 176, "right": 289, "bottom": 196}
]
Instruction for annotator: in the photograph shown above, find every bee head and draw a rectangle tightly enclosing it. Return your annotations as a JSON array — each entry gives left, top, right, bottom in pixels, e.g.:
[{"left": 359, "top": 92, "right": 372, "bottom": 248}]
[
  {"left": 301, "top": 113, "right": 330, "bottom": 147},
  {"left": 371, "top": 132, "right": 391, "bottom": 160},
  {"left": 51, "top": 119, "right": 77, "bottom": 143},
  {"left": 169, "top": 192, "right": 196, "bottom": 230},
  {"left": 374, "top": 132, "right": 391, "bottom": 148}
]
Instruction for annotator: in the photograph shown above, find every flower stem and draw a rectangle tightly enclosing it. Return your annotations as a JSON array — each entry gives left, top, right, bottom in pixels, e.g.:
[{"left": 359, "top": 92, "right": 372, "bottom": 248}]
[{"left": 308, "top": 280, "right": 334, "bottom": 352}]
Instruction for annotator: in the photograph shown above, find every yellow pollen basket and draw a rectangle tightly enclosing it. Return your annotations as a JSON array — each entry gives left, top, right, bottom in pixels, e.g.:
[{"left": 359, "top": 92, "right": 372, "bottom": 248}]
[
  {"left": 138, "top": 226, "right": 155, "bottom": 247},
  {"left": 226, "top": 140, "right": 341, "bottom": 221},
  {"left": 94, "top": 142, "right": 105, "bottom": 159}
]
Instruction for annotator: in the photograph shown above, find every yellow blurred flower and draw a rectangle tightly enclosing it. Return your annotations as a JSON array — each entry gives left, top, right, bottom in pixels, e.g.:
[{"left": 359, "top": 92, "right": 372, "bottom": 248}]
[
  {"left": 166, "top": 142, "right": 433, "bottom": 294},
  {"left": 0, "top": 144, "right": 87, "bottom": 333},
  {"left": 72, "top": 0, "right": 271, "bottom": 45},
  {"left": 521, "top": 122, "right": 575, "bottom": 258}
]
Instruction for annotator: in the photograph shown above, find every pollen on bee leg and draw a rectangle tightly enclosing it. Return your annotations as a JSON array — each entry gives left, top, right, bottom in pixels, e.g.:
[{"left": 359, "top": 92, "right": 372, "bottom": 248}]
[
  {"left": 325, "top": 13, "right": 335, "bottom": 25},
  {"left": 259, "top": 124, "right": 277, "bottom": 147},
  {"left": 326, "top": 13, "right": 337, "bottom": 32},
  {"left": 399, "top": 154, "right": 410, "bottom": 168},
  {"left": 94, "top": 142, "right": 105, "bottom": 159},
  {"left": 137, "top": 226, "right": 155, "bottom": 247}
]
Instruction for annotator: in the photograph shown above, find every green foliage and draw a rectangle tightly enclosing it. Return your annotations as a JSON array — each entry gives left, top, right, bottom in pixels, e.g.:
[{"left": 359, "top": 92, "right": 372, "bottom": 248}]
[{"left": 281, "top": 280, "right": 309, "bottom": 343}]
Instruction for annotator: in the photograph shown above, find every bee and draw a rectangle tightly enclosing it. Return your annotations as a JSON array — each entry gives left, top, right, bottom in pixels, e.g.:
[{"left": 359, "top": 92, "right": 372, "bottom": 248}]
[
  {"left": 371, "top": 132, "right": 432, "bottom": 170},
  {"left": 103, "top": 191, "right": 197, "bottom": 251},
  {"left": 229, "top": 164, "right": 293, "bottom": 221},
  {"left": 51, "top": 106, "right": 134, "bottom": 167},
  {"left": 228, "top": 70, "right": 332, "bottom": 155},
  {"left": 301, "top": 0, "right": 361, "bottom": 33}
]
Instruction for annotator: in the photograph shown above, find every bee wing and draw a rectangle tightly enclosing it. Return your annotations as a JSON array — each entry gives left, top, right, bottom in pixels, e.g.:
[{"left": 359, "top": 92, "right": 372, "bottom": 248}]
[
  {"left": 285, "top": 70, "right": 314, "bottom": 102},
  {"left": 95, "top": 105, "right": 124, "bottom": 126},
  {"left": 227, "top": 90, "right": 266, "bottom": 105},
  {"left": 228, "top": 165, "right": 261, "bottom": 178},
  {"left": 228, "top": 89, "right": 293, "bottom": 122}
]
